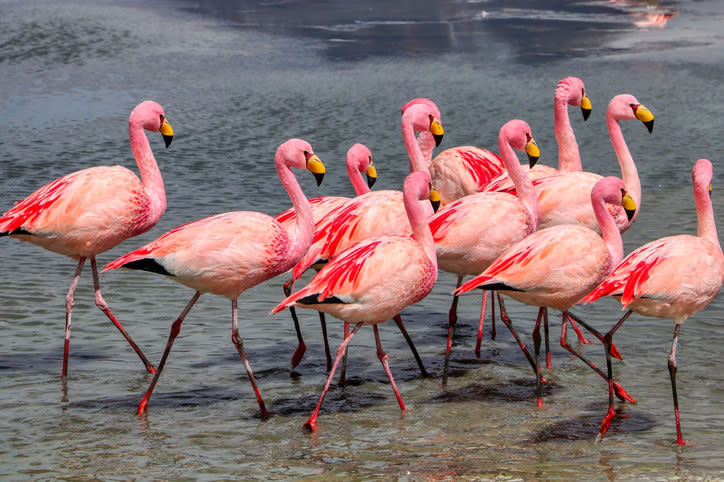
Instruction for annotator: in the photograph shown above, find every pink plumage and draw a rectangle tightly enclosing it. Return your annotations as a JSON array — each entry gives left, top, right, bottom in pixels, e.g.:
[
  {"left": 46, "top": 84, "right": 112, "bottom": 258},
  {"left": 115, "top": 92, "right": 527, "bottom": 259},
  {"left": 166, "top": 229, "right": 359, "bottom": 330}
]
[
  {"left": 428, "top": 119, "right": 541, "bottom": 386},
  {"left": 0, "top": 100, "right": 173, "bottom": 377},
  {"left": 103, "top": 139, "right": 326, "bottom": 417},
  {"left": 581, "top": 159, "right": 723, "bottom": 445},
  {"left": 272, "top": 170, "right": 438, "bottom": 432},
  {"left": 455, "top": 176, "right": 636, "bottom": 408}
]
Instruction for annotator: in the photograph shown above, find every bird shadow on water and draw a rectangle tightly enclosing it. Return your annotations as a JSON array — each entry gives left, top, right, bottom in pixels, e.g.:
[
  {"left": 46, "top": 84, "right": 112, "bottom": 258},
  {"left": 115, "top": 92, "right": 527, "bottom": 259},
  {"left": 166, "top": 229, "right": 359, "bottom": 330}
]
[{"left": 425, "top": 376, "right": 561, "bottom": 405}]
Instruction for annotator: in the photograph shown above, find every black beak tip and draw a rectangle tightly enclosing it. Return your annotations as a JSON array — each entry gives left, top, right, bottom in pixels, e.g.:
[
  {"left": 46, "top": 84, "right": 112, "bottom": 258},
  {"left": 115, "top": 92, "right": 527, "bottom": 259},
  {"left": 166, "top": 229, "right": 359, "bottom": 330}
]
[
  {"left": 163, "top": 135, "right": 173, "bottom": 148},
  {"left": 433, "top": 133, "right": 444, "bottom": 147},
  {"left": 431, "top": 199, "right": 441, "bottom": 213},
  {"left": 527, "top": 155, "right": 539, "bottom": 169},
  {"left": 644, "top": 120, "right": 654, "bottom": 134},
  {"left": 367, "top": 175, "right": 377, "bottom": 189},
  {"left": 313, "top": 172, "right": 325, "bottom": 186},
  {"left": 582, "top": 108, "right": 592, "bottom": 121}
]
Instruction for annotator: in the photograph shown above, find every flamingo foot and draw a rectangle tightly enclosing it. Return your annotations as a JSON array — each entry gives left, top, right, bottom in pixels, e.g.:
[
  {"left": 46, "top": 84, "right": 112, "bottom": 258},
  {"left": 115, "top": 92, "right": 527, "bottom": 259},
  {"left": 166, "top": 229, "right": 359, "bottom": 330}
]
[
  {"left": 610, "top": 343, "right": 623, "bottom": 360},
  {"left": 613, "top": 381, "right": 636, "bottom": 404},
  {"left": 303, "top": 417, "right": 318, "bottom": 432},
  {"left": 546, "top": 352, "right": 552, "bottom": 370},
  {"left": 138, "top": 398, "right": 149, "bottom": 415},
  {"left": 291, "top": 341, "right": 307, "bottom": 368},
  {"left": 597, "top": 406, "right": 616, "bottom": 442},
  {"left": 571, "top": 320, "right": 591, "bottom": 345},
  {"left": 536, "top": 397, "right": 543, "bottom": 410}
]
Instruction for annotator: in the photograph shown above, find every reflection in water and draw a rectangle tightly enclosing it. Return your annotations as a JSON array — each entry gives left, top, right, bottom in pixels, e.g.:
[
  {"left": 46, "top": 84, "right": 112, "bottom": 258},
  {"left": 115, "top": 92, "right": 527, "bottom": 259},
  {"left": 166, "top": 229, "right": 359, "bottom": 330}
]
[
  {"left": 169, "top": 0, "right": 681, "bottom": 62},
  {"left": 610, "top": 0, "right": 678, "bottom": 29}
]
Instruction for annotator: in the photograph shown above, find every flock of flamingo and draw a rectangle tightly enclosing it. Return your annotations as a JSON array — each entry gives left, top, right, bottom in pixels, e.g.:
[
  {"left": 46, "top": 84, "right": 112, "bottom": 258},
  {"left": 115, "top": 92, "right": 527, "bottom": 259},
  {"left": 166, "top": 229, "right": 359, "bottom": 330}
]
[{"left": 1, "top": 77, "right": 721, "bottom": 446}]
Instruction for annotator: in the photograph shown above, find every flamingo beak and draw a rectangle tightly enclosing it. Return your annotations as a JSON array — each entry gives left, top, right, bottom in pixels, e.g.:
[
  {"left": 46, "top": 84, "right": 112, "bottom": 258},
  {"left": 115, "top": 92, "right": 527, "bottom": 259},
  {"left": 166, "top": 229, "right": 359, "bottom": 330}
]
[
  {"left": 580, "top": 94, "right": 592, "bottom": 121},
  {"left": 160, "top": 119, "right": 174, "bottom": 148},
  {"left": 622, "top": 193, "right": 637, "bottom": 221},
  {"left": 366, "top": 162, "right": 377, "bottom": 189},
  {"left": 634, "top": 104, "right": 655, "bottom": 133},
  {"left": 525, "top": 137, "right": 540, "bottom": 168},
  {"left": 306, "top": 154, "right": 326, "bottom": 186},
  {"left": 430, "top": 119, "right": 444, "bottom": 147},
  {"left": 430, "top": 187, "right": 441, "bottom": 213}
]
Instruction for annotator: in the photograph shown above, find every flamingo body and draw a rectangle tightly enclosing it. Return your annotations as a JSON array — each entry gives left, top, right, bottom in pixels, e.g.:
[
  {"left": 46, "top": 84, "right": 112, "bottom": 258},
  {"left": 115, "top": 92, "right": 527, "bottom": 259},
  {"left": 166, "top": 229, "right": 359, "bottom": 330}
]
[{"left": 430, "top": 146, "right": 506, "bottom": 206}]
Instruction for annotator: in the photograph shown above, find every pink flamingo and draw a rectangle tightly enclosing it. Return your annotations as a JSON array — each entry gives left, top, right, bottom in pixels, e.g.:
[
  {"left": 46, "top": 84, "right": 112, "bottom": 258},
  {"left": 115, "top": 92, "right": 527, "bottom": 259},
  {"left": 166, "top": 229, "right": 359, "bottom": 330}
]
[
  {"left": 275, "top": 143, "right": 377, "bottom": 369},
  {"left": 290, "top": 103, "right": 444, "bottom": 378},
  {"left": 102, "top": 139, "right": 326, "bottom": 416},
  {"left": 528, "top": 94, "right": 654, "bottom": 233},
  {"left": 400, "top": 98, "right": 443, "bottom": 168},
  {"left": 0, "top": 100, "right": 173, "bottom": 377},
  {"left": 454, "top": 177, "right": 637, "bottom": 408},
  {"left": 581, "top": 159, "right": 723, "bottom": 445},
  {"left": 429, "top": 119, "right": 541, "bottom": 386},
  {"left": 272, "top": 170, "right": 439, "bottom": 431},
  {"left": 483, "top": 76, "right": 592, "bottom": 192}
]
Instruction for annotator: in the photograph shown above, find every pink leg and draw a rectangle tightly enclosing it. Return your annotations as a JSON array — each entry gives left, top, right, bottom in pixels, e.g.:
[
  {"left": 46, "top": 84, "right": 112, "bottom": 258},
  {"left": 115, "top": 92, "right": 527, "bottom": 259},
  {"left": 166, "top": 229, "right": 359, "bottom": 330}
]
[
  {"left": 393, "top": 314, "right": 428, "bottom": 378},
  {"left": 497, "top": 294, "right": 546, "bottom": 383},
  {"left": 90, "top": 257, "right": 156, "bottom": 374},
  {"left": 668, "top": 323, "right": 686, "bottom": 446},
  {"left": 285, "top": 280, "right": 307, "bottom": 369},
  {"left": 373, "top": 324, "right": 406, "bottom": 411},
  {"left": 474, "top": 290, "right": 489, "bottom": 358},
  {"left": 138, "top": 291, "right": 201, "bottom": 415},
  {"left": 560, "top": 312, "right": 635, "bottom": 404},
  {"left": 569, "top": 317, "right": 591, "bottom": 345},
  {"left": 443, "top": 276, "right": 463, "bottom": 388},
  {"left": 304, "top": 322, "right": 363, "bottom": 432},
  {"left": 230, "top": 298, "right": 268, "bottom": 417},
  {"left": 62, "top": 257, "right": 85, "bottom": 378},
  {"left": 598, "top": 310, "right": 632, "bottom": 441}
]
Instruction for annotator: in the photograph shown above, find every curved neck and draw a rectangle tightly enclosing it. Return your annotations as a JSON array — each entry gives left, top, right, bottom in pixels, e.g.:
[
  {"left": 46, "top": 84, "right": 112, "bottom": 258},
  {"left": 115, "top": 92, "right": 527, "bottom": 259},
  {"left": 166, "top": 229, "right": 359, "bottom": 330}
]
[
  {"left": 593, "top": 193, "right": 624, "bottom": 266},
  {"left": 276, "top": 160, "right": 314, "bottom": 261},
  {"left": 554, "top": 94, "right": 582, "bottom": 172},
  {"left": 402, "top": 119, "right": 429, "bottom": 174},
  {"left": 346, "top": 162, "right": 371, "bottom": 196},
  {"left": 607, "top": 115, "right": 641, "bottom": 212},
  {"left": 129, "top": 119, "right": 166, "bottom": 230},
  {"left": 695, "top": 183, "right": 721, "bottom": 250},
  {"left": 498, "top": 133, "right": 540, "bottom": 230},
  {"left": 405, "top": 189, "right": 437, "bottom": 271}
]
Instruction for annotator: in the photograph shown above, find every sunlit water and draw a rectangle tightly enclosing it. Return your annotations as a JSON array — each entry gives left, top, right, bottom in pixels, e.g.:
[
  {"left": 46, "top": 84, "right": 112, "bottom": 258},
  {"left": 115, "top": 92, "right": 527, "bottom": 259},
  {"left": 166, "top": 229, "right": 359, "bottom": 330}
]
[{"left": 1, "top": 0, "right": 723, "bottom": 479}]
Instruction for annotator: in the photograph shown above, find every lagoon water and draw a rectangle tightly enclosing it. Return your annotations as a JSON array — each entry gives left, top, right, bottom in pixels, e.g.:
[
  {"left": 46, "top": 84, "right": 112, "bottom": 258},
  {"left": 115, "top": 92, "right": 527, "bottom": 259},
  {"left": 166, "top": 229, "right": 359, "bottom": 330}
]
[{"left": 1, "top": 0, "right": 723, "bottom": 479}]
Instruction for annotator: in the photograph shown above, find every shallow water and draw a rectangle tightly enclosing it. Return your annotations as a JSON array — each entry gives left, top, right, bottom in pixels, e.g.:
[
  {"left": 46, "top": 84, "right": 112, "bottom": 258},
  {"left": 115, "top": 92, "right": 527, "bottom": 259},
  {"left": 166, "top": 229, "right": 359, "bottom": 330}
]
[{"left": 1, "top": 0, "right": 723, "bottom": 479}]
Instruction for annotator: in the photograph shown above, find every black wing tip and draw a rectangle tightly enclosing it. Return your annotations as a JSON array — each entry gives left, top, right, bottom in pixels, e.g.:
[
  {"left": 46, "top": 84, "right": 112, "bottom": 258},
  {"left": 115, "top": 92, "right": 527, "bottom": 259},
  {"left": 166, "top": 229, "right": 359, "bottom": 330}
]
[
  {"left": 296, "top": 293, "right": 346, "bottom": 306},
  {"left": 121, "top": 258, "right": 174, "bottom": 276}
]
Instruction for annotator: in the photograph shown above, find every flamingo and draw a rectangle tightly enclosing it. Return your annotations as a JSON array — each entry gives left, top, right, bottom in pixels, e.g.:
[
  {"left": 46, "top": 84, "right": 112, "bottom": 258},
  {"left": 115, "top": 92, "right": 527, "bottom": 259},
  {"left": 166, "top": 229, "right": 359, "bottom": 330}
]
[
  {"left": 0, "top": 100, "right": 173, "bottom": 377},
  {"left": 526, "top": 94, "right": 654, "bottom": 233},
  {"left": 454, "top": 177, "right": 637, "bottom": 408},
  {"left": 428, "top": 119, "right": 541, "bottom": 387},
  {"left": 275, "top": 143, "right": 377, "bottom": 369},
  {"left": 272, "top": 170, "right": 439, "bottom": 431},
  {"left": 290, "top": 102, "right": 444, "bottom": 378},
  {"left": 580, "top": 159, "right": 723, "bottom": 445},
  {"left": 102, "top": 139, "right": 326, "bottom": 416}
]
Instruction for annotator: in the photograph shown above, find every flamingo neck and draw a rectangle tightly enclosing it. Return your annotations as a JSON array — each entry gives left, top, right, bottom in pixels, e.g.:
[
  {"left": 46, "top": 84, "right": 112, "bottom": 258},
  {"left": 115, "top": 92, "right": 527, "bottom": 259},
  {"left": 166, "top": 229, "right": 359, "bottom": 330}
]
[
  {"left": 347, "top": 161, "right": 371, "bottom": 196},
  {"left": 593, "top": 192, "right": 624, "bottom": 266},
  {"left": 405, "top": 188, "right": 437, "bottom": 271},
  {"left": 695, "top": 181, "right": 721, "bottom": 251},
  {"left": 554, "top": 92, "right": 582, "bottom": 172},
  {"left": 416, "top": 132, "right": 436, "bottom": 168},
  {"left": 402, "top": 118, "right": 429, "bottom": 174},
  {"left": 608, "top": 115, "right": 641, "bottom": 217},
  {"left": 276, "top": 159, "right": 314, "bottom": 263},
  {"left": 129, "top": 119, "right": 166, "bottom": 231},
  {"left": 498, "top": 132, "right": 540, "bottom": 231}
]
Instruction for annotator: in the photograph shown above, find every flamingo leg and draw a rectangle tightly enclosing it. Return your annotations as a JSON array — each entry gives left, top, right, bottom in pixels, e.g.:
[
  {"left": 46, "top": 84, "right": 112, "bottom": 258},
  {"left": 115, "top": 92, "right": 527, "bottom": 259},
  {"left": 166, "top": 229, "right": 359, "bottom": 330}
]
[
  {"left": 373, "top": 325, "right": 406, "bottom": 412},
  {"left": 668, "top": 323, "right": 686, "bottom": 446},
  {"left": 393, "top": 314, "right": 429, "bottom": 378},
  {"left": 304, "top": 322, "right": 363, "bottom": 432},
  {"left": 568, "top": 312, "right": 623, "bottom": 360},
  {"left": 339, "top": 322, "right": 349, "bottom": 387},
  {"left": 230, "top": 298, "right": 268, "bottom": 417},
  {"left": 319, "top": 312, "right": 332, "bottom": 371},
  {"left": 532, "top": 308, "right": 544, "bottom": 409},
  {"left": 543, "top": 307, "right": 551, "bottom": 369},
  {"left": 497, "top": 294, "right": 546, "bottom": 383},
  {"left": 138, "top": 291, "right": 201, "bottom": 415},
  {"left": 568, "top": 317, "right": 591, "bottom": 345},
  {"left": 285, "top": 280, "right": 307, "bottom": 369},
  {"left": 474, "top": 290, "right": 489, "bottom": 358},
  {"left": 560, "top": 312, "right": 635, "bottom": 403},
  {"left": 598, "top": 309, "right": 632, "bottom": 441},
  {"left": 490, "top": 291, "right": 497, "bottom": 340},
  {"left": 62, "top": 257, "right": 85, "bottom": 378},
  {"left": 90, "top": 257, "right": 156, "bottom": 374},
  {"left": 443, "top": 276, "right": 463, "bottom": 387}
]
